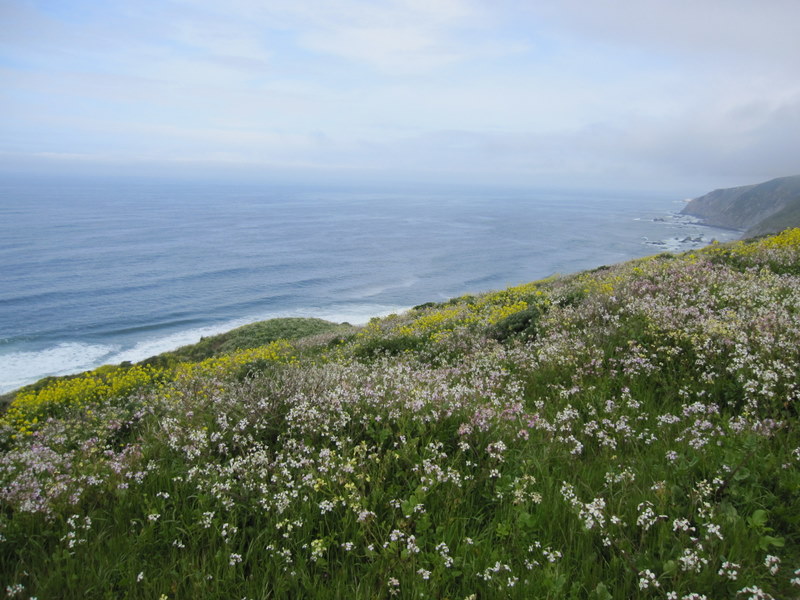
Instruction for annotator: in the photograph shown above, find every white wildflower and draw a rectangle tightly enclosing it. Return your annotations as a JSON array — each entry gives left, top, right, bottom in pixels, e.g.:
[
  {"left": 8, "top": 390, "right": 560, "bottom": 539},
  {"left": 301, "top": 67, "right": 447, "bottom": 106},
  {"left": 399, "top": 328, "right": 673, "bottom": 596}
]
[{"left": 638, "top": 569, "right": 660, "bottom": 590}]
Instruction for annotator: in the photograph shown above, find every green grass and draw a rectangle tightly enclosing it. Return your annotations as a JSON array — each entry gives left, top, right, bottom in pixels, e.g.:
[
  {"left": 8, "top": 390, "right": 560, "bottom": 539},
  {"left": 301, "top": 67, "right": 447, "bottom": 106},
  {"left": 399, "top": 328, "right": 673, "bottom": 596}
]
[{"left": 139, "top": 317, "right": 348, "bottom": 365}]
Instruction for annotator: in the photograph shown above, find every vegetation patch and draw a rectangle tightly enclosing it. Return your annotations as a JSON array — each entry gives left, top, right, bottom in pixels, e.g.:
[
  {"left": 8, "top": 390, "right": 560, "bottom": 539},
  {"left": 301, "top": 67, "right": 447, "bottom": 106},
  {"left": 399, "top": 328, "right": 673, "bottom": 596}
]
[{"left": 2, "top": 231, "right": 800, "bottom": 598}]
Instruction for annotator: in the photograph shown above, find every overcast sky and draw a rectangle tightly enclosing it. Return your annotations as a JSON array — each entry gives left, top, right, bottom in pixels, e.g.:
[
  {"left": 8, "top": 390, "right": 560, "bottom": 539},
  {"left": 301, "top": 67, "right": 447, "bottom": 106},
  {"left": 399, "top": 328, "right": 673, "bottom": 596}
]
[{"left": 2, "top": 0, "right": 799, "bottom": 193}]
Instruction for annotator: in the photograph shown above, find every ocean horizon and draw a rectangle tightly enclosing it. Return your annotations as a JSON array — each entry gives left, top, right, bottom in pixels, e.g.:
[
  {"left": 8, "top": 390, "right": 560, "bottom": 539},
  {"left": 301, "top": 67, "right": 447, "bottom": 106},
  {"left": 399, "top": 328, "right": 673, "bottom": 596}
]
[{"left": 0, "top": 179, "right": 739, "bottom": 394}]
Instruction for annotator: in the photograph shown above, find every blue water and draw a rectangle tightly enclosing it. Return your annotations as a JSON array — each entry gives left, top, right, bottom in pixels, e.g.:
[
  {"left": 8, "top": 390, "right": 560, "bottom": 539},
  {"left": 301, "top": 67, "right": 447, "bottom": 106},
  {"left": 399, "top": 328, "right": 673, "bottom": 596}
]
[{"left": 0, "top": 179, "right": 739, "bottom": 393}]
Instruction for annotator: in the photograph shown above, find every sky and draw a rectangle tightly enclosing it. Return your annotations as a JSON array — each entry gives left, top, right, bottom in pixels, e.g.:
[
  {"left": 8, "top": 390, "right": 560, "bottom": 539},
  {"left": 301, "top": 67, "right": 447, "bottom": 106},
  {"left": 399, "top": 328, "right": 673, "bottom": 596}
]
[{"left": 1, "top": 0, "right": 799, "bottom": 194}]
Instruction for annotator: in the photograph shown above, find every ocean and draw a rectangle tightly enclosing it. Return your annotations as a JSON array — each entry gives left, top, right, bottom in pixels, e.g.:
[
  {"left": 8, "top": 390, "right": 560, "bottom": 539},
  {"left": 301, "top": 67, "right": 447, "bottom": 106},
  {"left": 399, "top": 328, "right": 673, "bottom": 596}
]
[{"left": 0, "top": 179, "right": 739, "bottom": 393}]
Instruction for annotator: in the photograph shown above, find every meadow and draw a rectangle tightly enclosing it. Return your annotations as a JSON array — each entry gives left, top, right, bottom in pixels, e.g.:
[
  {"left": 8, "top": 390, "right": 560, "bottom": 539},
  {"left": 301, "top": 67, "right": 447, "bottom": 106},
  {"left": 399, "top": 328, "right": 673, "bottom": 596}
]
[{"left": 1, "top": 231, "right": 799, "bottom": 599}]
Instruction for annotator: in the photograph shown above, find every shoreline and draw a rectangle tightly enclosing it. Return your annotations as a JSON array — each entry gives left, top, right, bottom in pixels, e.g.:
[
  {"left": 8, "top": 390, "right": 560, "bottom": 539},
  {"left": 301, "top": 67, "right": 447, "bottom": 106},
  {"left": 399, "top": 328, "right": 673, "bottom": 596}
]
[{"left": 0, "top": 304, "right": 410, "bottom": 395}]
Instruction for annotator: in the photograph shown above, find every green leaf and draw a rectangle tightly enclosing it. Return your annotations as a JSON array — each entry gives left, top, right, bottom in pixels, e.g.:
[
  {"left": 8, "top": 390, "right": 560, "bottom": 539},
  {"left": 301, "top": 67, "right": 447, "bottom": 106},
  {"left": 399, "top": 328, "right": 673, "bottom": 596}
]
[
  {"left": 733, "top": 467, "right": 750, "bottom": 481},
  {"left": 594, "top": 582, "right": 613, "bottom": 600},
  {"left": 416, "top": 514, "right": 431, "bottom": 533},
  {"left": 495, "top": 521, "right": 511, "bottom": 537},
  {"left": 662, "top": 560, "right": 677, "bottom": 575},
  {"left": 517, "top": 511, "right": 536, "bottom": 529},
  {"left": 401, "top": 500, "right": 413, "bottom": 517},
  {"left": 748, "top": 509, "right": 768, "bottom": 529},
  {"left": 758, "top": 535, "right": 785, "bottom": 550}
]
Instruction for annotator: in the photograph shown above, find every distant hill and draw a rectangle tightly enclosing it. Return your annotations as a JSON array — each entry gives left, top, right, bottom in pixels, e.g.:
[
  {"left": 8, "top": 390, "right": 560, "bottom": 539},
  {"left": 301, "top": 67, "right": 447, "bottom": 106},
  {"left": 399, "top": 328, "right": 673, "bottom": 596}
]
[{"left": 681, "top": 174, "right": 800, "bottom": 237}]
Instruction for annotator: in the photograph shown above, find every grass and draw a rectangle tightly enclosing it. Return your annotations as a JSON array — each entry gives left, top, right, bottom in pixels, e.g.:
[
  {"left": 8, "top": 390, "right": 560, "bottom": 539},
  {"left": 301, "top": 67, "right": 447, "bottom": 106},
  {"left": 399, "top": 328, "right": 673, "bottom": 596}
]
[
  {"left": 1, "top": 231, "right": 800, "bottom": 599},
  {"left": 139, "top": 317, "right": 348, "bottom": 366}
]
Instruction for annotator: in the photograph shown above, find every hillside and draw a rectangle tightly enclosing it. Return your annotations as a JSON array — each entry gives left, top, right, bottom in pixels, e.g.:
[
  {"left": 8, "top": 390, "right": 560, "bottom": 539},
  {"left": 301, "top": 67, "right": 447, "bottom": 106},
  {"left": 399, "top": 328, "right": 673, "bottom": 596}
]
[
  {"left": 681, "top": 175, "right": 800, "bottom": 236},
  {"left": 1, "top": 231, "right": 800, "bottom": 598},
  {"left": 0, "top": 317, "right": 349, "bottom": 406}
]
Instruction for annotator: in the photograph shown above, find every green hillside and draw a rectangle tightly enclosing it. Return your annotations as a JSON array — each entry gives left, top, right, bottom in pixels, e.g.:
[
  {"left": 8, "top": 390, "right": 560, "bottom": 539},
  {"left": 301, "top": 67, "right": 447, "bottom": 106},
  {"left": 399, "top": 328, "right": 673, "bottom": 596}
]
[
  {"left": 681, "top": 175, "right": 800, "bottom": 236},
  {"left": 2, "top": 231, "right": 800, "bottom": 599},
  {"left": 139, "top": 317, "right": 351, "bottom": 366},
  {"left": 747, "top": 201, "right": 800, "bottom": 237}
]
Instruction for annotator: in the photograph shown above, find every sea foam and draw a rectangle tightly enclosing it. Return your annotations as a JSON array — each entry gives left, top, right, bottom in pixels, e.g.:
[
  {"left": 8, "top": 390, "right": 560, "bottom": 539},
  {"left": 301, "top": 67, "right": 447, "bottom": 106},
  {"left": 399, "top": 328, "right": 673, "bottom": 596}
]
[{"left": 0, "top": 342, "right": 119, "bottom": 394}]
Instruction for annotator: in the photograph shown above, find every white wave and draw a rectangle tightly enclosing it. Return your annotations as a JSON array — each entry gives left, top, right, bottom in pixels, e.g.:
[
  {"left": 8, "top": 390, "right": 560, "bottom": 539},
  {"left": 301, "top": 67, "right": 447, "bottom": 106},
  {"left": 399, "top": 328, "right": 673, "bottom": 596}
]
[
  {"left": 0, "top": 342, "right": 119, "bottom": 394},
  {"left": 643, "top": 235, "right": 719, "bottom": 252},
  {"left": 291, "top": 304, "right": 410, "bottom": 324}
]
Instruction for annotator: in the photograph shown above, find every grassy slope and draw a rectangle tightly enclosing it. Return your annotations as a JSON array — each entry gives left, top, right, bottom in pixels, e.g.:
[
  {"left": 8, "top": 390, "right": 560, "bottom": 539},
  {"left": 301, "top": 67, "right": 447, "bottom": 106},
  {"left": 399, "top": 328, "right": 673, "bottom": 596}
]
[
  {"left": 747, "top": 200, "right": 800, "bottom": 237},
  {"left": 0, "top": 318, "right": 349, "bottom": 407},
  {"left": 1, "top": 233, "right": 800, "bottom": 599},
  {"left": 139, "top": 317, "right": 351, "bottom": 365},
  {"left": 683, "top": 175, "right": 800, "bottom": 234}
]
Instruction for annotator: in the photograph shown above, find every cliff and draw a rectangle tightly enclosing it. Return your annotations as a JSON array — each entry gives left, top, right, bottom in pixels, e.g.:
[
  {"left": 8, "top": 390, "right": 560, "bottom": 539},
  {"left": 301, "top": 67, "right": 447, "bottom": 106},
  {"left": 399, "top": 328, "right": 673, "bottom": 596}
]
[{"left": 681, "top": 174, "right": 800, "bottom": 237}]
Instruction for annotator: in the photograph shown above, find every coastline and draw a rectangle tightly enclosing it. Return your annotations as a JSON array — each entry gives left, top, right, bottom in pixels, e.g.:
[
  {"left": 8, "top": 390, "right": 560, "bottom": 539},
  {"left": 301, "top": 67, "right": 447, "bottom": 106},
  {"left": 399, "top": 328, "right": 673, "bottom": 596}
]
[
  {"left": 0, "top": 304, "right": 409, "bottom": 395},
  {"left": 0, "top": 186, "right": 741, "bottom": 395}
]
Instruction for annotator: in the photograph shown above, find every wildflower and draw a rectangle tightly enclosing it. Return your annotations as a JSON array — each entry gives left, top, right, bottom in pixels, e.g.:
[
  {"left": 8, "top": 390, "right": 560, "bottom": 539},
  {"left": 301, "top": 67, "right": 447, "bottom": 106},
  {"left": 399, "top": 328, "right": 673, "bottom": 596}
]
[
  {"left": 764, "top": 554, "right": 780, "bottom": 575},
  {"left": 310, "top": 539, "right": 326, "bottom": 562},
  {"left": 136, "top": 572, "right": 144, "bottom": 582},
  {"left": 542, "top": 547, "right": 562, "bottom": 563},
  {"left": 790, "top": 567, "right": 800, "bottom": 586},
  {"left": 357, "top": 510, "right": 375, "bottom": 522},
  {"left": 200, "top": 512, "right": 215, "bottom": 528},
  {"left": 705, "top": 523, "right": 723, "bottom": 540},
  {"left": 636, "top": 501, "right": 666, "bottom": 531},
  {"left": 678, "top": 548, "right": 708, "bottom": 573},
  {"left": 673, "top": 518, "right": 695, "bottom": 533},
  {"left": 718, "top": 561, "right": 740, "bottom": 580},
  {"left": 580, "top": 497, "right": 606, "bottom": 530},
  {"left": 560, "top": 481, "right": 579, "bottom": 506},
  {"left": 485, "top": 440, "right": 507, "bottom": 460},
  {"left": 436, "top": 542, "right": 454, "bottom": 567},
  {"left": 229, "top": 553, "right": 243, "bottom": 566},
  {"left": 387, "top": 578, "right": 400, "bottom": 596},
  {"left": 736, "top": 585, "right": 774, "bottom": 599},
  {"left": 417, "top": 568, "right": 431, "bottom": 580},
  {"left": 478, "top": 561, "right": 512, "bottom": 581},
  {"left": 638, "top": 569, "right": 660, "bottom": 590}
]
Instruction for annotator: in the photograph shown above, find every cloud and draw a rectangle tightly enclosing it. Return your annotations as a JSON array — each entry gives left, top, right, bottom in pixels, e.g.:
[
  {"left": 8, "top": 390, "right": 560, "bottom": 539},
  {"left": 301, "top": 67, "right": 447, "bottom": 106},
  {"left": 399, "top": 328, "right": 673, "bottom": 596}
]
[
  {"left": 2, "top": 0, "right": 800, "bottom": 190},
  {"left": 526, "top": 1, "right": 800, "bottom": 68}
]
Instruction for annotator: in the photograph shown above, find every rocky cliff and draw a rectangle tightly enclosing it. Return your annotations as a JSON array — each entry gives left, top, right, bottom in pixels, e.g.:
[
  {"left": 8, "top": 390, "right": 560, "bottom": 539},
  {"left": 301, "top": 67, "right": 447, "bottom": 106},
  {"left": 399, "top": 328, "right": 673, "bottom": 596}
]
[{"left": 681, "top": 175, "right": 800, "bottom": 237}]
